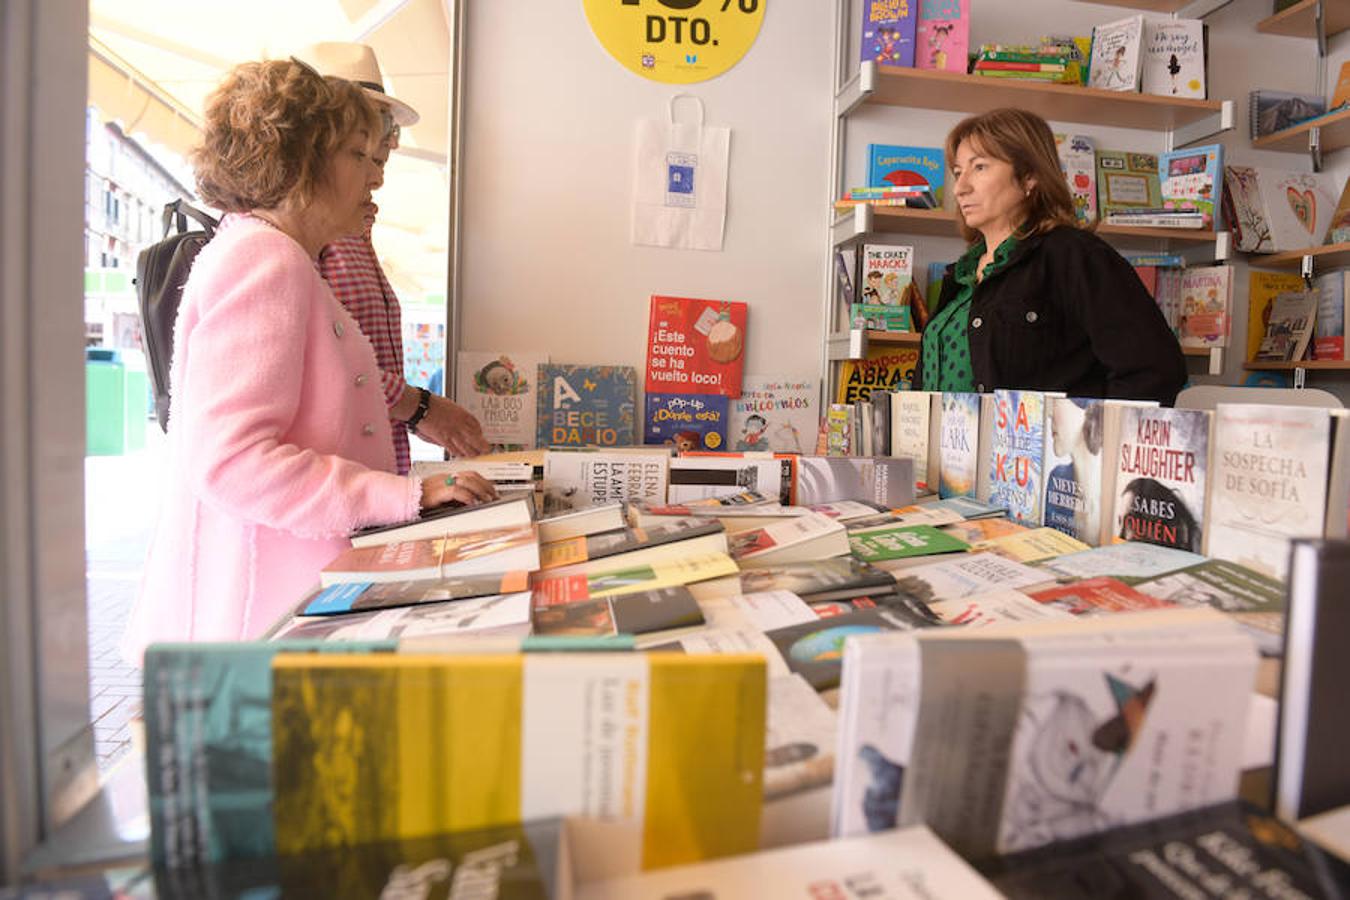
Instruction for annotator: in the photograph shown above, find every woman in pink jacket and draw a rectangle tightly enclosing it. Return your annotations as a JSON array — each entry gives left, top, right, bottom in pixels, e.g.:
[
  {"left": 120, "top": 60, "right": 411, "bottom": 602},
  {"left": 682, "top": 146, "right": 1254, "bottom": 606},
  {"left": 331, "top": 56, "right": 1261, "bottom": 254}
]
[{"left": 122, "top": 59, "right": 495, "bottom": 659}]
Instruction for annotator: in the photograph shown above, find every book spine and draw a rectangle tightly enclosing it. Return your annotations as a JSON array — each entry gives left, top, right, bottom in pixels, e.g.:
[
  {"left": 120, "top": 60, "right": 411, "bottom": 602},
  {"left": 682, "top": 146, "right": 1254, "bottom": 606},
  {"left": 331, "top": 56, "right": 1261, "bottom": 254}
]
[{"left": 974, "top": 61, "right": 1067, "bottom": 72}]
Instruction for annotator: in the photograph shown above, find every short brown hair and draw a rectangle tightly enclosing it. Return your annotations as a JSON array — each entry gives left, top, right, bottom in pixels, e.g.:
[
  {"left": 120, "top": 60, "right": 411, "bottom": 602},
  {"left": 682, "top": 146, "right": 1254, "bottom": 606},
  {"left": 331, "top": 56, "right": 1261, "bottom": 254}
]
[
  {"left": 944, "top": 108, "right": 1081, "bottom": 243},
  {"left": 192, "top": 59, "right": 380, "bottom": 213}
]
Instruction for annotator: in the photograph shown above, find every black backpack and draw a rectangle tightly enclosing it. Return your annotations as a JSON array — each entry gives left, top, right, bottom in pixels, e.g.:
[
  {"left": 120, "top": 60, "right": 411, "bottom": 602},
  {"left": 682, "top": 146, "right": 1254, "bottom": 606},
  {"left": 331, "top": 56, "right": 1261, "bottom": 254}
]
[{"left": 134, "top": 200, "right": 218, "bottom": 431}]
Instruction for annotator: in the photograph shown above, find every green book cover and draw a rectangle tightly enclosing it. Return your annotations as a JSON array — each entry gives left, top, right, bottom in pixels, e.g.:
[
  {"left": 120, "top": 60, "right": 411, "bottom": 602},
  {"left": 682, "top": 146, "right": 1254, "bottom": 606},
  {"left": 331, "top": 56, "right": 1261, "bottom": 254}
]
[{"left": 848, "top": 524, "right": 969, "bottom": 561}]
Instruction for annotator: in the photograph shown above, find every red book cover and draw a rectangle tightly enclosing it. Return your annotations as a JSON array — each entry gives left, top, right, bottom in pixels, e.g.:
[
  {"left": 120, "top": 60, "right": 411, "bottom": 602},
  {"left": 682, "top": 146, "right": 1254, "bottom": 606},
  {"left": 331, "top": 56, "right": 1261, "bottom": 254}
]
[{"left": 645, "top": 295, "right": 747, "bottom": 398}]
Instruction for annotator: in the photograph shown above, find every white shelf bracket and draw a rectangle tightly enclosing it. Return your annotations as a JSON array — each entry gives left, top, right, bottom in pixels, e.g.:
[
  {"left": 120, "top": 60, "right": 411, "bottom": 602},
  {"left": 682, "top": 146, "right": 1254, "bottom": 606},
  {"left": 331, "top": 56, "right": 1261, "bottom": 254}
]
[
  {"left": 831, "top": 204, "right": 871, "bottom": 248},
  {"left": 834, "top": 61, "right": 876, "bottom": 119},
  {"left": 1208, "top": 348, "right": 1223, "bottom": 376},
  {"left": 1171, "top": 99, "right": 1234, "bottom": 148},
  {"left": 1317, "top": 0, "right": 1328, "bottom": 58},
  {"left": 1301, "top": 253, "right": 1315, "bottom": 288},
  {"left": 1309, "top": 126, "right": 1323, "bottom": 173},
  {"left": 1294, "top": 366, "right": 1308, "bottom": 389},
  {"left": 826, "top": 329, "right": 867, "bottom": 362}
]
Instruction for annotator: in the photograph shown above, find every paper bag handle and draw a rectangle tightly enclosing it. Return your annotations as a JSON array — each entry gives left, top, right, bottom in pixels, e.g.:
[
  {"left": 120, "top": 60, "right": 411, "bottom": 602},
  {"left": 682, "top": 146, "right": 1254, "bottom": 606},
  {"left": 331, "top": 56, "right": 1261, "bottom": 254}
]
[{"left": 668, "top": 93, "right": 705, "bottom": 128}]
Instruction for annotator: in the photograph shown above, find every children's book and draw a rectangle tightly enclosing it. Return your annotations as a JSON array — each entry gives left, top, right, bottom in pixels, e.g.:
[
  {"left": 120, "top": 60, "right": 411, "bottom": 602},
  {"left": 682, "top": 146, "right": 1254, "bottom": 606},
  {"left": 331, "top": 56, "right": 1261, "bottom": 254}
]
[
  {"left": 535, "top": 364, "right": 636, "bottom": 449},
  {"left": 987, "top": 389, "right": 1052, "bottom": 526},
  {"left": 1055, "top": 133, "right": 1097, "bottom": 226},
  {"left": 1160, "top": 143, "right": 1222, "bottom": 229},
  {"left": 858, "top": 244, "right": 914, "bottom": 306},
  {"left": 1140, "top": 18, "right": 1205, "bottom": 98},
  {"left": 1206, "top": 404, "right": 1332, "bottom": 581},
  {"left": 541, "top": 450, "right": 668, "bottom": 515},
  {"left": 1110, "top": 406, "right": 1211, "bottom": 553},
  {"left": 835, "top": 345, "right": 919, "bottom": 403},
  {"left": 728, "top": 376, "right": 817, "bottom": 453},
  {"left": 1314, "top": 270, "right": 1350, "bottom": 360},
  {"left": 1247, "top": 271, "right": 1306, "bottom": 361},
  {"left": 850, "top": 303, "right": 912, "bottom": 331},
  {"left": 643, "top": 392, "right": 729, "bottom": 452},
  {"left": 1087, "top": 15, "right": 1145, "bottom": 92},
  {"left": 644, "top": 295, "right": 746, "bottom": 398},
  {"left": 1178, "top": 265, "right": 1232, "bottom": 349},
  {"left": 834, "top": 247, "right": 857, "bottom": 305},
  {"left": 938, "top": 392, "right": 982, "bottom": 500},
  {"left": 1096, "top": 150, "right": 1161, "bottom": 217},
  {"left": 866, "top": 144, "right": 945, "bottom": 204},
  {"left": 1324, "top": 177, "right": 1350, "bottom": 244},
  {"left": 860, "top": 0, "right": 917, "bottom": 68},
  {"left": 1254, "top": 291, "right": 1319, "bottom": 362},
  {"left": 1224, "top": 166, "right": 1338, "bottom": 253},
  {"left": 915, "top": 0, "right": 969, "bottom": 72},
  {"left": 455, "top": 351, "right": 547, "bottom": 450}
]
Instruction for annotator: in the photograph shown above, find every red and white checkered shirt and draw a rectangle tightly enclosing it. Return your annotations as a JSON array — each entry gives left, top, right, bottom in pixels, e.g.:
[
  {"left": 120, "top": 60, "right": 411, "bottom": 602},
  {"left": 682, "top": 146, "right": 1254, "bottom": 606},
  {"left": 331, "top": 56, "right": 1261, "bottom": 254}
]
[{"left": 319, "top": 234, "right": 411, "bottom": 474}]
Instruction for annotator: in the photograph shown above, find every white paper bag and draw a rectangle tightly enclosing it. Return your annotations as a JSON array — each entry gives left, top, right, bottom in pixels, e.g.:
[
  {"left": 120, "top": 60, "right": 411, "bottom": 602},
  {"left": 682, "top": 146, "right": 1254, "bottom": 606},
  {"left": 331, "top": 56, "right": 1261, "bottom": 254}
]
[{"left": 631, "top": 94, "right": 730, "bottom": 251}]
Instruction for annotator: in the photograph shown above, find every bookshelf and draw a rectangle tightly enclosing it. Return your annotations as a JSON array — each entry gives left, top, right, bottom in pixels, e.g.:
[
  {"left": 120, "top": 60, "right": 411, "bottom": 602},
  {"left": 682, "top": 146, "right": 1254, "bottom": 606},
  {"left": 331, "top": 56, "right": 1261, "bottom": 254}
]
[
  {"left": 1254, "top": 242, "right": 1350, "bottom": 272},
  {"left": 832, "top": 204, "right": 1230, "bottom": 257},
  {"left": 866, "top": 330, "right": 922, "bottom": 346},
  {"left": 1257, "top": 0, "right": 1350, "bottom": 40},
  {"left": 1251, "top": 108, "right": 1350, "bottom": 155},
  {"left": 1244, "top": 360, "right": 1350, "bottom": 371},
  {"left": 1070, "top": 0, "right": 1222, "bottom": 12},
  {"left": 840, "top": 63, "right": 1233, "bottom": 142}
]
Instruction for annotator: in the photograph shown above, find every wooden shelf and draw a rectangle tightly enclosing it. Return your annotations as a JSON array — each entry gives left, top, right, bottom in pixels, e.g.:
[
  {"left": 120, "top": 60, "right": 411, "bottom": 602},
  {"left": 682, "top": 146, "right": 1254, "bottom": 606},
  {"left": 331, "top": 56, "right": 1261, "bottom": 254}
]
[
  {"left": 863, "top": 64, "right": 1227, "bottom": 132},
  {"left": 1071, "top": 0, "right": 1197, "bottom": 10},
  {"left": 1252, "top": 242, "right": 1350, "bottom": 270},
  {"left": 866, "top": 330, "right": 922, "bottom": 345},
  {"left": 1183, "top": 346, "right": 1219, "bottom": 356},
  {"left": 1251, "top": 106, "right": 1350, "bottom": 154},
  {"left": 1244, "top": 359, "right": 1350, "bottom": 371},
  {"left": 1095, "top": 224, "right": 1223, "bottom": 247},
  {"left": 1257, "top": 0, "right": 1350, "bottom": 40}
]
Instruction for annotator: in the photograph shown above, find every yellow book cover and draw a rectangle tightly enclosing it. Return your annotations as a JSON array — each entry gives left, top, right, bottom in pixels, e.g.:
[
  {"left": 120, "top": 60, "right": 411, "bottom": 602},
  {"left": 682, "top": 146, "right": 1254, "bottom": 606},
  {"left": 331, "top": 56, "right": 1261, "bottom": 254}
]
[
  {"left": 973, "top": 526, "right": 1090, "bottom": 563},
  {"left": 835, "top": 345, "right": 920, "bottom": 404},
  {"left": 270, "top": 652, "right": 766, "bottom": 875},
  {"left": 531, "top": 552, "right": 740, "bottom": 607},
  {"left": 538, "top": 535, "right": 589, "bottom": 569},
  {"left": 1247, "top": 271, "right": 1305, "bottom": 362}
]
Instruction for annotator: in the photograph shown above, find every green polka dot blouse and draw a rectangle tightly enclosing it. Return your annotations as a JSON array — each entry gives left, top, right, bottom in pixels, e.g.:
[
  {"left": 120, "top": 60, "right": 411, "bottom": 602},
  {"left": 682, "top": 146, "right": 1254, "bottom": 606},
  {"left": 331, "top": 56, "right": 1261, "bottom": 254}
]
[{"left": 920, "top": 234, "right": 1020, "bottom": 392}]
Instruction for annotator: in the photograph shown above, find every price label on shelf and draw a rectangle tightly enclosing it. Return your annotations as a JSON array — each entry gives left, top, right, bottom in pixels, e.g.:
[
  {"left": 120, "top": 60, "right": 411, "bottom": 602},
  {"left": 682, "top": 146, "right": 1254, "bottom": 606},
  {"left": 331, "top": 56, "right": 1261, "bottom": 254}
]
[{"left": 583, "top": 0, "right": 765, "bottom": 84}]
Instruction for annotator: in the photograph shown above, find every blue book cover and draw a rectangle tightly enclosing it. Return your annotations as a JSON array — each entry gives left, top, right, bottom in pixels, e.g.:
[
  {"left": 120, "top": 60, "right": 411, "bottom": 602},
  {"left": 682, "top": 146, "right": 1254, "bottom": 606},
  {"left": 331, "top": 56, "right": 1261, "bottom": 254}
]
[
  {"left": 861, "top": 0, "right": 917, "bottom": 67},
  {"left": 988, "top": 389, "right": 1049, "bottom": 525},
  {"left": 143, "top": 641, "right": 395, "bottom": 868},
  {"left": 644, "top": 392, "right": 729, "bottom": 452},
  {"left": 535, "top": 364, "right": 637, "bottom": 448},
  {"left": 867, "top": 143, "right": 945, "bottom": 203},
  {"left": 1160, "top": 143, "right": 1223, "bottom": 229},
  {"left": 938, "top": 392, "right": 981, "bottom": 499}
]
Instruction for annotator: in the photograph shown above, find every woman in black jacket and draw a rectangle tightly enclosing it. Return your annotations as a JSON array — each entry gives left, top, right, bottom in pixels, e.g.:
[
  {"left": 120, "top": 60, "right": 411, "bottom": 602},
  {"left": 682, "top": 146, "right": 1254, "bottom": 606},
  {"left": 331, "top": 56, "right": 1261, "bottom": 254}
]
[{"left": 912, "top": 108, "right": 1187, "bottom": 405}]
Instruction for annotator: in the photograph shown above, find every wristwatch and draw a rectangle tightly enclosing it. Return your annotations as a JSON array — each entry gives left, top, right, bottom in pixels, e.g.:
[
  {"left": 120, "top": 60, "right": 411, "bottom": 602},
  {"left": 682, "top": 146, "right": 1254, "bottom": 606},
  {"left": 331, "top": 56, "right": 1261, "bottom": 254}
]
[{"left": 405, "top": 387, "right": 431, "bottom": 431}]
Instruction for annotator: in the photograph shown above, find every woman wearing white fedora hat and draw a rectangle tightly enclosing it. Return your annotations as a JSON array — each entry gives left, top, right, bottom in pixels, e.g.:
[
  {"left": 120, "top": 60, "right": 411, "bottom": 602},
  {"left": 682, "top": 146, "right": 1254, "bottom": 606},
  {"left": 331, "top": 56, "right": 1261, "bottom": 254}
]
[{"left": 299, "top": 42, "right": 491, "bottom": 473}]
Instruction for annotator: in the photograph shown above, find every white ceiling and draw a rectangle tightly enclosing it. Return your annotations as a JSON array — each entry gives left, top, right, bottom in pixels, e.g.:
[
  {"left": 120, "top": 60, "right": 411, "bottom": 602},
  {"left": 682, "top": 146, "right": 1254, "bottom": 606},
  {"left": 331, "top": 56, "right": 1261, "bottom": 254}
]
[{"left": 88, "top": 0, "right": 452, "bottom": 299}]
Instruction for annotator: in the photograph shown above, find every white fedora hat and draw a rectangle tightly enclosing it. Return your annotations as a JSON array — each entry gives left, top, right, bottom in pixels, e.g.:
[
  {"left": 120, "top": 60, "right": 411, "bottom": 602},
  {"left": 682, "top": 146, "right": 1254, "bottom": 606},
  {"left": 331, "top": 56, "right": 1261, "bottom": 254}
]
[{"left": 293, "top": 41, "right": 419, "bottom": 127}]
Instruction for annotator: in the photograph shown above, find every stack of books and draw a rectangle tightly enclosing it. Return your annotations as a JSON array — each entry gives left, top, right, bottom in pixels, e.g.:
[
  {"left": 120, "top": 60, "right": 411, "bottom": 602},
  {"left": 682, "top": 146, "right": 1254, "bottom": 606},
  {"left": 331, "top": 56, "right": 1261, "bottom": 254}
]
[
  {"left": 835, "top": 185, "right": 937, "bottom": 209},
  {"left": 971, "top": 38, "right": 1085, "bottom": 84}
]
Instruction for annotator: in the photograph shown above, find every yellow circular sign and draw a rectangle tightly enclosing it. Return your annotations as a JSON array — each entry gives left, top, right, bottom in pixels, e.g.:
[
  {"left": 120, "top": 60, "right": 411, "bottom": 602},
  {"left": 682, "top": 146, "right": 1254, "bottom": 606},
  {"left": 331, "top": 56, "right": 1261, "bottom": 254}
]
[{"left": 583, "top": 0, "right": 765, "bottom": 84}]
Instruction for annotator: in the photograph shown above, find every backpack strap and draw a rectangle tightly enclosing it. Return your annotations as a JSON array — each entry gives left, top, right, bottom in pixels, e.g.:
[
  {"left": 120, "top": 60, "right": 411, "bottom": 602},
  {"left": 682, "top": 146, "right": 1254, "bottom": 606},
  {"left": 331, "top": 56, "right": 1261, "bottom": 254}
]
[{"left": 161, "top": 199, "right": 220, "bottom": 238}]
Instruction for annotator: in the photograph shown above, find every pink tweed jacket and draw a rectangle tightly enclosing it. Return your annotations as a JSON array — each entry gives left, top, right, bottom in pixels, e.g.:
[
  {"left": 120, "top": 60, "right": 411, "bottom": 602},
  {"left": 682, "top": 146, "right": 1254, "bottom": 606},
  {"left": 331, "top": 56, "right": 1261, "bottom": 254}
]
[{"left": 122, "top": 215, "right": 421, "bottom": 660}]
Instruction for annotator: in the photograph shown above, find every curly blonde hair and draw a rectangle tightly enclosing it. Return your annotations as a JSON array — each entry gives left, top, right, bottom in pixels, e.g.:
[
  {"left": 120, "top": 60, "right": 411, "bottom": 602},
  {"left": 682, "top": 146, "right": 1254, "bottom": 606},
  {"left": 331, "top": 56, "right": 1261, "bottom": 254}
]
[{"left": 192, "top": 59, "right": 380, "bottom": 213}]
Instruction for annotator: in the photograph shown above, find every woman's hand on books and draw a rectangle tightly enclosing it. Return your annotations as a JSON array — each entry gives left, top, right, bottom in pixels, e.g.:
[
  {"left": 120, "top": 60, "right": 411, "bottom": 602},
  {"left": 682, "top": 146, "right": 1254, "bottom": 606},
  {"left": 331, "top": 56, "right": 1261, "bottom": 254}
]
[{"left": 418, "top": 469, "right": 500, "bottom": 511}]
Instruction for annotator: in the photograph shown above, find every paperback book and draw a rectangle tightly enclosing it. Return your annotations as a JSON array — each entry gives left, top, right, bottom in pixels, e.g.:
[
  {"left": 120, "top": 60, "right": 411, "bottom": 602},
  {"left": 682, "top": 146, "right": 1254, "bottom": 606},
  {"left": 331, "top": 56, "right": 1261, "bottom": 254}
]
[
  {"left": 764, "top": 603, "right": 938, "bottom": 691},
  {"left": 1088, "top": 15, "right": 1144, "bottom": 92},
  {"left": 1042, "top": 398, "right": 1104, "bottom": 544},
  {"left": 938, "top": 392, "right": 982, "bottom": 499},
  {"left": 987, "top": 389, "right": 1051, "bottom": 525},
  {"left": 532, "top": 586, "right": 704, "bottom": 638},
  {"left": 890, "top": 390, "right": 942, "bottom": 494},
  {"left": 535, "top": 364, "right": 636, "bottom": 449},
  {"left": 321, "top": 524, "right": 540, "bottom": 587},
  {"left": 537, "top": 519, "right": 728, "bottom": 577},
  {"left": 541, "top": 450, "right": 668, "bottom": 514},
  {"left": 1140, "top": 18, "right": 1205, "bottom": 99},
  {"left": 1133, "top": 558, "right": 1287, "bottom": 655},
  {"left": 859, "top": 244, "right": 914, "bottom": 307},
  {"left": 1178, "top": 265, "right": 1232, "bottom": 349},
  {"left": 835, "top": 345, "right": 919, "bottom": 403},
  {"left": 860, "top": 0, "right": 917, "bottom": 67},
  {"left": 1110, "top": 406, "right": 1211, "bottom": 553},
  {"left": 883, "top": 552, "right": 1050, "bottom": 603},
  {"left": 530, "top": 552, "right": 740, "bottom": 606},
  {"left": 848, "top": 524, "right": 969, "bottom": 562},
  {"left": 916, "top": 0, "right": 969, "bottom": 72},
  {"left": 301, "top": 570, "right": 532, "bottom": 617},
  {"left": 1055, "top": 133, "right": 1097, "bottom": 226}
]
